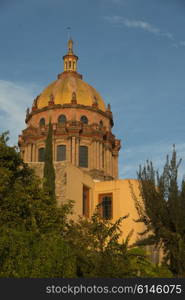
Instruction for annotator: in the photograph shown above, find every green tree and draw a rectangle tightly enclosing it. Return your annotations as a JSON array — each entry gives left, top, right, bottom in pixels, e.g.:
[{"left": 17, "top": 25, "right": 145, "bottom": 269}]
[
  {"left": 130, "top": 147, "right": 185, "bottom": 277},
  {"left": 0, "top": 132, "right": 75, "bottom": 277},
  {"left": 43, "top": 120, "right": 56, "bottom": 203},
  {"left": 65, "top": 210, "right": 170, "bottom": 277}
]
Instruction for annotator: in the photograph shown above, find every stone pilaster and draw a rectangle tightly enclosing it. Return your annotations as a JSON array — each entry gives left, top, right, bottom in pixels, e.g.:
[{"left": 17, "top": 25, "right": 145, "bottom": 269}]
[
  {"left": 110, "top": 151, "right": 113, "bottom": 177},
  {"left": 76, "top": 137, "right": 79, "bottom": 167},
  {"left": 93, "top": 141, "right": 97, "bottom": 169},
  {"left": 89, "top": 141, "right": 93, "bottom": 169},
  {"left": 66, "top": 138, "right": 71, "bottom": 162},
  {"left": 99, "top": 142, "right": 102, "bottom": 170},
  {"left": 27, "top": 144, "right": 31, "bottom": 162},
  {"left": 71, "top": 136, "right": 76, "bottom": 164},
  {"left": 96, "top": 141, "right": 100, "bottom": 170},
  {"left": 114, "top": 155, "right": 118, "bottom": 179}
]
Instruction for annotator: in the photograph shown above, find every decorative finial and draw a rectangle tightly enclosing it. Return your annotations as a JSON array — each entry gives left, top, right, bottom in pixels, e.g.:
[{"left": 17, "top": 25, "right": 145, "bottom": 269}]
[
  {"left": 48, "top": 94, "right": 55, "bottom": 106},
  {"left": 66, "top": 27, "right": 73, "bottom": 54},
  {"left": 71, "top": 91, "right": 77, "bottom": 104},
  {"left": 92, "top": 96, "right": 98, "bottom": 108},
  {"left": 32, "top": 96, "right": 38, "bottom": 111},
  {"left": 26, "top": 107, "right": 30, "bottom": 117},
  {"left": 107, "top": 103, "right": 111, "bottom": 111}
]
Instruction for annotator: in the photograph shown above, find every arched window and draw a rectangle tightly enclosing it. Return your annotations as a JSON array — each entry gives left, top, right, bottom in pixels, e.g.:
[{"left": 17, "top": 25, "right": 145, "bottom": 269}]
[
  {"left": 38, "top": 147, "right": 45, "bottom": 162},
  {"left": 80, "top": 115, "right": 88, "bottom": 124},
  {"left": 58, "top": 114, "right": 66, "bottom": 124},
  {"left": 79, "top": 146, "right": 88, "bottom": 168},
  {"left": 57, "top": 145, "right": 66, "bottom": 161},
  {"left": 39, "top": 118, "right": 45, "bottom": 127}
]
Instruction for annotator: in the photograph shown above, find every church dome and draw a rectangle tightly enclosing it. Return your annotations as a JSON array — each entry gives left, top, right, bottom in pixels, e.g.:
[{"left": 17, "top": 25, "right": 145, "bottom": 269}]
[
  {"left": 36, "top": 72, "right": 106, "bottom": 112},
  {"left": 35, "top": 38, "right": 106, "bottom": 112}
]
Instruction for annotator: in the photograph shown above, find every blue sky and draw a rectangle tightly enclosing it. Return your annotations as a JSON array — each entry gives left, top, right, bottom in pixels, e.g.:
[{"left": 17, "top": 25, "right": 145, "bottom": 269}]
[{"left": 0, "top": 0, "right": 185, "bottom": 181}]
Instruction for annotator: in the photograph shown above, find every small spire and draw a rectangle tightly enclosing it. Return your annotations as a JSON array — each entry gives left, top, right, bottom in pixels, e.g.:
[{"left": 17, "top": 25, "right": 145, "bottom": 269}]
[{"left": 68, "top": 39, "right": 73, "bottom": 54}]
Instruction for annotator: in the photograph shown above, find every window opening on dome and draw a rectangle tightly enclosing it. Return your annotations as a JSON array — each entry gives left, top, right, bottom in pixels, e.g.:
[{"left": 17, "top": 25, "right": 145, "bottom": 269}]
[
  {"left": 73, "top": 61, "right": 75, "bottom": 69},
  {"left": 99, "top": 193, "right": 112, "bottom": 220},
  {"left": 80, "top": 115, "right": 88, "bottom": 124},
  {"left": 69, "top": 61, "right": 71, "bottom": 68},
  {"left": 39, "top": 118, "right": 45, "bottom": 127},
  {"left": 38, "top": 147, "right": 45, "bottom": 162},
  {"left": 65, "top": 62, "right": 67, "bottom": 69},
  {"left": 79, "top": 146, "right": 88, "bottom": 168},
  {"left": 58, "top": 114, "right": 66, "bottom": 123},
  {"left": 57, "top": 145, "right": 66, "bottom": 161}
]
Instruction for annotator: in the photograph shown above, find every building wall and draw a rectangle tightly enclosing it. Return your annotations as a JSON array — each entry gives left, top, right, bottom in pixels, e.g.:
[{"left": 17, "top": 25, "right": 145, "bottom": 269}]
[
  {"left": 93, "top": 179, "right": 146, "bottom": 245},
  {"left": 29, "top": 161, "right": 145, "bottom": 245}
]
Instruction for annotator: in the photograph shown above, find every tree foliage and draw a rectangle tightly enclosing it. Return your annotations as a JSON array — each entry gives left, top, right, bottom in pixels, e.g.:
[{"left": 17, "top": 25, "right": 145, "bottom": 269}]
[
  {"left": 65, "top": 210, "right": 171, "bottom": 277},
  {"left": 0, "top": 132, "right": 172, "bottom": 278},
  {"left": 0, "top": 132, "right": 76, "bottom": 277},
  {"left": 43, "top": 121, "right": 56, "bottom": 203},
  {"left": 131, "top": 147, "right": 185, "bottom": 277}
]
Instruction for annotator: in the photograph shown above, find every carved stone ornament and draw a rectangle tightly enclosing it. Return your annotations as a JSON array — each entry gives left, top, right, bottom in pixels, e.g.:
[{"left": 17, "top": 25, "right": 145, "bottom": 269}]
[
  {"left": 48, "top": 94, "right": 55, "bottom": 105},
  {"left": 71, "top": 91, "right": 77, "bottom": 104}
]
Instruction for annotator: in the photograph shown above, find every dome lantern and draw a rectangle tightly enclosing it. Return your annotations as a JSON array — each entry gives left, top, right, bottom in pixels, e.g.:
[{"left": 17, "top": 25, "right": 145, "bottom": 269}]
[{"left": 63, "top": 38, "right": 78, "bottom": 72}]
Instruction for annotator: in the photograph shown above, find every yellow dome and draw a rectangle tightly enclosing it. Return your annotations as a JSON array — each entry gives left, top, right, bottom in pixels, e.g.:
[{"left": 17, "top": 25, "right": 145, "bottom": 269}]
[{"left": 37, "top": 72, "right": 106, "bottom": 112}]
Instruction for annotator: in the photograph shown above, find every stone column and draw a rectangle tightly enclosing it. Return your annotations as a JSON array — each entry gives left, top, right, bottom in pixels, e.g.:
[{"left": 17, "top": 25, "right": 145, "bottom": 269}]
[
  {"left": 99, "top": 142, "right": 102, "bottom": 170},
  {"left": 110, "top": 151, "right": 113, "bottom": 177},
  {"left": 72, "top": 136, "right": 76, "bottom": 165},
  {"left": 96, "top": 141, "right": 100, "bottom": 170},
  {"left": 76, "top": 137, "right": 79, "bottom": 167},
  {"left": 32, "top": 144, "right": 36, "bottom": 162},
  {"left": 66, "top": 138, "right": 70, "bottom": 162},
  {"left": 27, "top": 144, "right": 32, "bottom": 162},
  {"left": 93, "top": 141, "right": 97, "bottom": 169},
  {"left": 114, "top": 155, "right": 118, "bottom": 179},
  {"left": 112, "top": 154, "right": 115, "bottom": 178},
  {"left": 89, "top": 141, "right": 93, "bottom": 169},
  {"left": 105, "top": 148, "right": 108, "bottom": 174},
  {"left": 24, "top": 146, "right": 28, "bottom": 162},
  {"left": 108, "top": 150, "right": 111, "bottom": 175}
]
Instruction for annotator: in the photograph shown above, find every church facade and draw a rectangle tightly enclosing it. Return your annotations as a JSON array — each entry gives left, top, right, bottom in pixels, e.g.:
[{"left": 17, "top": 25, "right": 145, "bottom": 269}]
[{"left": 18, "top": 39, "right": 145, "bottom": 245}]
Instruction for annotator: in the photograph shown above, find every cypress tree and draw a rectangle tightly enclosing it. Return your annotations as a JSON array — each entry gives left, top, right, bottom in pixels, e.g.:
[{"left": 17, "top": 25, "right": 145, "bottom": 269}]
[
  {"left": 43, "top": 120, "right": 56, "bottom": 203},
  {"left": 131, "top": 147, "right": 185, "bottom": 277}
]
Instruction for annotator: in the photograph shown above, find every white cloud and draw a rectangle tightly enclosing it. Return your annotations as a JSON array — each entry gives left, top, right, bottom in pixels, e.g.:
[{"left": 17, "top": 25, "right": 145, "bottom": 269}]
[
  {"left": 0, "top": 80, "right": 40, "bottom": 145},
  {"left": 161, "top": 32, "right": 174, "bottom": 40},
  {"left": 104, "top": 16, "right": 160, "bottom": 33},
  {"left": 180, "top": 41, "right": 185, "bottom": 47},
  {"left": 104, "top": 16, "right": 174, "bottom": 41}
]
